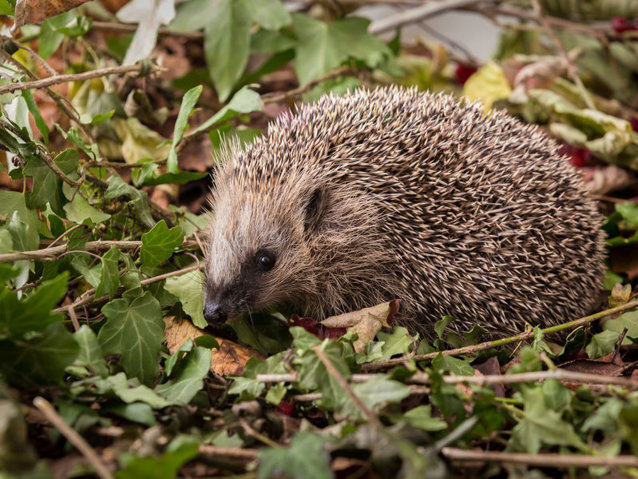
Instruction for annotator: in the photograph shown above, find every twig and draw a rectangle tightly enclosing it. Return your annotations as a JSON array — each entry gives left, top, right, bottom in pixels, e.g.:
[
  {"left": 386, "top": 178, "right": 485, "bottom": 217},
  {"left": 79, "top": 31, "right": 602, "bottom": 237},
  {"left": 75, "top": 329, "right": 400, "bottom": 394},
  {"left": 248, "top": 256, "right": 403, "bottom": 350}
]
[
  {"left": 312, "top": 344, "right": 381, "bottom": 427},
  {"left": 197, "top": 445, "right": 258, "bottom": 459},
  {"left": 529, "top": 0, "right": 596, "bottom": 110},
  {"left": 361, "top": 299, "right": 638, "bottom": 371},
  {"left": 33, "top": 397, "right": 114, "bottom": 479},
  {"left": 3, "top": 36, "right": 58, "bottom": 76},
  {"left": 0, "top": 63, "right": 155, "bottom": 95},
  {"left": 46, "top": 224, "right": 87, "bottom": 249},
  {"left": 258, "top": 370, "right": 638, "bottom": 390},
  {"left": 262, "top": 66, "right": 352, "bottom": 104},
  {"left": 0, "top": 239, "right": 198, "bottom": 263},
  {"left": 91, "top": 21, "right": 205, "bottom": 41},
  {"left": 68, "top": 305, "right": 81, "bottom": 332},
  {"left": 368, "top": 0, "right": 486, "bottom": 35},
  {"left": 441, "top": 447, "right": 638, "bottom": 468},
  {"left": 54, "top": 263, "right": 204, "bottom": 314}
]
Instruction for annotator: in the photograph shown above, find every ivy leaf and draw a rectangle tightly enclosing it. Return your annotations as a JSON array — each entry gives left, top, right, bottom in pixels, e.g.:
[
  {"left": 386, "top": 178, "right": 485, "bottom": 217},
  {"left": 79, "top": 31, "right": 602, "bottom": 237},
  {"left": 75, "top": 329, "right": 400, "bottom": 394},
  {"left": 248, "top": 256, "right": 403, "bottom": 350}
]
[
  {"left": 78, "top": 372, "right": 170, "bottom": 409},
  {"left": 0, "top": 273, "right": 68, "bottom": 337},
  {"left": 257, "top": 431, "right": 331, "bottom": 479},
  {"left": 403, "top": 405, "right": 448, "bottom": 432},
  {"left": 0, "top": 322, "right": 79, "bottom": 386},
  {"left": 586, "top": 330, "right": 620, "bottom": 359},
  {"left": 246, "top": 0, "right": 290, "bottom": 30},
  {"left": 204, "top": 0, "right": 252, "bottom": 101},
  {"left": 167, "top": 85, "right": 202, "bottom": 173},
  {"left": 340, "top": 375, "right": 410, "bottom": 420},
  {"left": 22, "top": 89, "right": 49, "bottom": 145},
  {"left": 98, "top": 293, "right": 164, "bottom": 386},
  {"left": 117, "top": 436, "right": 200, "bottom": 479},
  {"left": 0, "top": 191, "right": 43, "bottom": 240},
  {"left": 511, "top": 386, "right": 587, "bottom": 454},
  {"left": 95, "top": 246, "right": 120, "bottom": 299},
  {"left": 73, "top": 325, "right": 109, "bottom": 378},
  {"left": 63, "top": 194, "right": 111, "bottom": 225},
  {"left": 7, "top": 211, "right": 38, "bottom": 252},
  {"left": 603, "top": 309, "right": 638, "bottom": 344},
  {"left": 291, "top": 14, "right": 392, "bottom": 85},
  {"left": 24, "top": 149, "right": 78, "bottom": 214},
  {"left": 140, "top": 220, "right": 184, "bottom": 267},
  {"left": 376, "top": 326, "right": 413, "bottom": 358},
  {"left": 164, "top": 270, "right": 206, "bottom": 328},
  {"left": 155, "top": 346, "right": 211, "bottom": 404}
]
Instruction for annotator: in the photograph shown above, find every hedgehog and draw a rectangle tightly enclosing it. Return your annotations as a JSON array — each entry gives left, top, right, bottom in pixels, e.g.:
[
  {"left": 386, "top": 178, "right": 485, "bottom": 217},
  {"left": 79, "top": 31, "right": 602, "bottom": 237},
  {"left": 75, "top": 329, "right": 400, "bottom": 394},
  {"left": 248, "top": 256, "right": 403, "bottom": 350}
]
[{"left": 203, "top": 86, "right": 606, "bottom": 338}]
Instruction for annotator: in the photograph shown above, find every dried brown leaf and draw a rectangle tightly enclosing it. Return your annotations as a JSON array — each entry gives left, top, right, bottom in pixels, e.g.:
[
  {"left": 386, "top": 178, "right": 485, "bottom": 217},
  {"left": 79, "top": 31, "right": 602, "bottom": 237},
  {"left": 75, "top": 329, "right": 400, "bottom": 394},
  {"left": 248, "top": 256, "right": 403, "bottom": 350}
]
[
  {"left": 14, "top": 0, "right": 91, "bottom": 29},
  {"left": 163, "top": 316, "right": 259, "bottom": 376}
]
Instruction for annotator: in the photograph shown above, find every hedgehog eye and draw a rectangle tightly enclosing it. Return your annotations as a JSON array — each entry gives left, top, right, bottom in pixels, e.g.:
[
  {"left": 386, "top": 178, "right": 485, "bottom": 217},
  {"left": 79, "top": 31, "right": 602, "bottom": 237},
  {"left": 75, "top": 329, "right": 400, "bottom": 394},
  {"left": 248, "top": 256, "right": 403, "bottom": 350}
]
[{"left": 256, "top": 250, "right": 276, "bottom": 271}]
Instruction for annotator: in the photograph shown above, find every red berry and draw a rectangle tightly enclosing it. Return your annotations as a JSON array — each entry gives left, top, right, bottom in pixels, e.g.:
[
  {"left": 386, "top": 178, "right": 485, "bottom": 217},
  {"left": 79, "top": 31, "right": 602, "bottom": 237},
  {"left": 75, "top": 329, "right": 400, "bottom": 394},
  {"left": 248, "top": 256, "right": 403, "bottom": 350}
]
[
  {"left": 559, "top": 144, "right": 590, "bottom": 168},
  {"left": 455, "top": 64, "right": 477, "bottom": 85},
  {"left": 630, "top": 117, "right": 638, "bottom": 132},
  {"left": 278, "top": 400, "right": 295, "bottom": 416},
  {"left": 611, "top": 17, "right": 638, "bottom": 33}
]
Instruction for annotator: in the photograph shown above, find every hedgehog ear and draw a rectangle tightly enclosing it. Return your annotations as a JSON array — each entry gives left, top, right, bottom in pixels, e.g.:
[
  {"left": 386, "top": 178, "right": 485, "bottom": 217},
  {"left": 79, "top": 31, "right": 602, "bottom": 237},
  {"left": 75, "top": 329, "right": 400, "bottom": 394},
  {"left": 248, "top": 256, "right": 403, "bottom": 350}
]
[{"left": 303, "top": 188, "right": 326, "bottom": 233}]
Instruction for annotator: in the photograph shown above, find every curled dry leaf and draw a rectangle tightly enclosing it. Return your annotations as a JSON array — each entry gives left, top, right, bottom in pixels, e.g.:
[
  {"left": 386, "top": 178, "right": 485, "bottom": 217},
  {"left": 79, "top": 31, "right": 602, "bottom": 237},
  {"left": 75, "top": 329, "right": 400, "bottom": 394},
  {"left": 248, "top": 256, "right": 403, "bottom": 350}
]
[
  {"left": 322, "top": 300, "right": 400, "bottom": 353},
  {"left": 610, "top": 283, "right": 632, "bottom": 307},
  {"left": 14, "top": 0, "right": 91, "bottom": 29},
  {"left": 582, "top": 165, "right": 633, "bottom": 194},
  {"left": 163, "top": 316, "right": 259, "bottom": 376}
]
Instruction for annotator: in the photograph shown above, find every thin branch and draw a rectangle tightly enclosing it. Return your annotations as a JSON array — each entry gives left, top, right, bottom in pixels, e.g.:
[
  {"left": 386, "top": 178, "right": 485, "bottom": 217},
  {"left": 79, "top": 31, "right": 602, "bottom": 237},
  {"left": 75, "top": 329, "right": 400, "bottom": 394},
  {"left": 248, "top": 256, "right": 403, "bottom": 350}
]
[
  {"left": 0, "top": 63, "right": 156, "bottom": 95},
  {"left": 197, "top": 445, "right": 258, "bottom": 459},
  {"left": 441, "top": 447, "right": 638, "bottom": 468},
  {"left": 312, "top": 344, "right": 382, "bottom": 427},
  {"left": 33, "top": 397, "right": 114, "bottom": 479},
  {"left": 529, "top": 0, "right": 596, "bottom": 110},
  {"left": 257, "top": 369, "right": 638, "bottom": 390},
  {"left": 368, "top": 0, "right": 486, "bottom": 35},
  {"left": 90, "top": 21, "right": 205, "bottom": 41},
  {"left": 261, "top": 66, "right": 353, "bottom": 104},
  {"left": 0, "top": 239, "right": 199, "bottom": 263},
  {"left": 361, "top": 299, "right": 638, "bottom": 371},
  {"left": 54, "top": 263, "right": 204, "bottom": 314}
]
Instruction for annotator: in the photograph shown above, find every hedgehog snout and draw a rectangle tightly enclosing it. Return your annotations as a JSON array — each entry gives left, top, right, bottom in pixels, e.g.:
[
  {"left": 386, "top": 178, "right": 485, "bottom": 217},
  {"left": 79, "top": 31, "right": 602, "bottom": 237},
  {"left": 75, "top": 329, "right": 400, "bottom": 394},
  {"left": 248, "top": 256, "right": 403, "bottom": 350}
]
[{"left": 204, "top": 300, "right": 228, "bottom": 325}]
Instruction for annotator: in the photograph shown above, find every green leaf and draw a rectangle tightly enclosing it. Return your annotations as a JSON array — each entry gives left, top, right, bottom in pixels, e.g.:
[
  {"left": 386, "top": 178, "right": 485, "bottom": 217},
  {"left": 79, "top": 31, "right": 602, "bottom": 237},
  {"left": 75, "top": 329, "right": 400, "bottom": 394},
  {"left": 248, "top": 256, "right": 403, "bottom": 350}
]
[
  {"left": 167, "top": 85, "right": 202, "bottom": 173},
  {"left": 0, "top": 0, "right": 13, "bottom": 15},
  {"left": 586, "top": 330, "right": 620, "bottom": 359},
  {"left": 432, "top": 353, "right": 474, "bottom": 376},
  {"left": 511, "top": 386, "right": 587, "bottom": 454},
  {"left": 155, "top": 346, "right": 211, "bottom": 404},
  {"left": 0, "top": 322, "right": 79, "bottom": 385},
  {"left": 189, "top": 86, "right": 263, "bottom": 139},
  {"left": 341, "top": 375, "right": 410, "bottom": 420},
  {"left": 105, "top": 402, "right": 156, "bottom": 426},
  {"left": 7, "top": 211, "right": 38, "bottom": 252},
  {"left": 0, "top": 191, "right": 41, "bottom": 241},
  {"left": 24, "top": 149, "right": 78, "bottom": 214},
  {"left": 603, "top": 309, "right": 638, "bottom": 344},
  {"left": 104, "top": 175, "right": 154, "bottom": 228},
  {"left": 0, "top": 272, "right": 68, "bottom": 337},
  {"left": 137, "top": 170, "right": 208, "bottom": 187},
  {"left": 77, "top": 372, "right": 170, "bottom": 409},
  {"left": 95, "top": 246, "right": 120, "bottom": 299},
  {"left": 434, "top": 316, "right": 455, "bottom": 339},
  {"left": 247, "top": 0, "right": 291, "bottom": 30},
  {"left": 616, "top": 202, "right": 638, "bottom": 226},
  {"left": 462, "top": 61, "right": 511, "bottom": 109},
  {"left": 63, "top": 194, "right": 111, "bottom": 224},
  {"left": 22, "top": 90, "right": 49, "bottom": 145},
  {"left": 403, "top": 405, "right": 448, "bottom": 432},
  {"left": 116, "top": 436, "right": 199, "bottom": 479},
  {"left": 140, "top": 220, "right": 184, "bottom": 267},
  {"left": 257, "top": 431, "right": 331, "bottom": 479},
  {"left": 204, "top": 0, "right": 252, "bottom": 101},
  {"left": 376, "top": 326, "right": 413, "bottom": 358},
  {"left": 170, "top": 0, "right": 216, "bottom": 31},
  {"left": 583, "top": 398, "right": 623, "bottom": 435},
  {"left": 291, "top": 14, "right": 392, "bottom": 85},
  {"left": 163, "top": 269, "right": 206, "bottom": 327},
  {"left": 98, "top": 293, "right": 164, "bottom": 386},
  {"left": 73, "top": 325, "right": 109, "bottom": 378},
  {"left": 0, "top": 263, "right": 19, "bottom": 285}
]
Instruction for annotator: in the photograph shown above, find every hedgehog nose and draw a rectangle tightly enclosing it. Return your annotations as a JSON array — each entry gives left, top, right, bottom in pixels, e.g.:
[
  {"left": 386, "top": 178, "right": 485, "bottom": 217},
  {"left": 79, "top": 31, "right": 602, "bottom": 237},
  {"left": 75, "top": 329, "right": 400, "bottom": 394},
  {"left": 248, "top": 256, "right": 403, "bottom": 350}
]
[{"left": 204, "top": 301, "right": 227, "bottom": 324}]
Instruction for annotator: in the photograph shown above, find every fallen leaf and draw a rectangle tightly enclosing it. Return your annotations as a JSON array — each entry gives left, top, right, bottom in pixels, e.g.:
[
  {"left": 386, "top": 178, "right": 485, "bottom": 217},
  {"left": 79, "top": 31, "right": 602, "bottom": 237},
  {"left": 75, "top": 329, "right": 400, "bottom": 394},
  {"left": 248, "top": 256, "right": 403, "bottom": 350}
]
[
  {"left": 322, "top": 300, "right": 399, "bottom": 353},
  {"left": 583, "top": 165, "right": 633, "bottom": 194},
  {"left": 163, "top": 316, "right": 259, "bottom": 376},
  {"left": 14, "top": 0, "right": 91, "bottom": 28}
]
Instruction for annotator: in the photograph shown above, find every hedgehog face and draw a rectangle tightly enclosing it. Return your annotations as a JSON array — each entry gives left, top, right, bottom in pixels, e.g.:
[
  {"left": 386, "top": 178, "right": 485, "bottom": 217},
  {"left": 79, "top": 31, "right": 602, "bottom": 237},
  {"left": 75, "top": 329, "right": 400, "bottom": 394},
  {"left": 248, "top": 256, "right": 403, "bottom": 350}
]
[{"left": 203, "top": 181, "right": 323, "bottom": 326}]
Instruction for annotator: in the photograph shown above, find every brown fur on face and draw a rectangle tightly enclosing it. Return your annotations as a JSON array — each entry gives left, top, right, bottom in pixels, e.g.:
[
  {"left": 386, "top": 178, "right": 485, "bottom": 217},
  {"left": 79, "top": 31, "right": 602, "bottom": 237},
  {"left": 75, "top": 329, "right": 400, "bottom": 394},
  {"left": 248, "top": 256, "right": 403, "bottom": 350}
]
[{"left": 204, "top": 86, "right": 606, "bottom": 338}]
